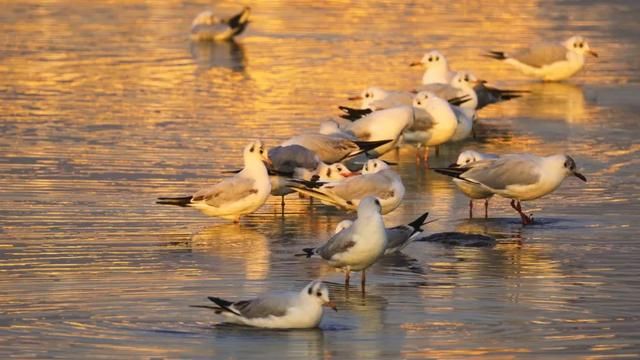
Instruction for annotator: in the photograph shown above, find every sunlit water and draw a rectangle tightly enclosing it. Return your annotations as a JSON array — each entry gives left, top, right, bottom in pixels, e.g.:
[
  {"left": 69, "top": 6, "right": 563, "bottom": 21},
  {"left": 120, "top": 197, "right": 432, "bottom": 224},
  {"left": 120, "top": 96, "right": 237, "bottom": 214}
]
[{"left": 1, "top": 0, "right": 639, "bottom": 358}]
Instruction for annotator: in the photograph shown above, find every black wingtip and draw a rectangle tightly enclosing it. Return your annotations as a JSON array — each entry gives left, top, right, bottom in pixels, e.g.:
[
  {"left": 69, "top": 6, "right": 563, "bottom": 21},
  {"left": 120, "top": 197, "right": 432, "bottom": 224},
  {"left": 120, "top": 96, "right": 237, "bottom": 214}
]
[
  {"left": 484, "top": 51, "right": 507, "bottom": 60},
  {"left": 156, "top": 196, "right": 192, "bottom": 207},
  {"left": 338, "top": 106, "right": 373, "bottom": 121},
  {"left": 431, "top": 167, "right": 466, "bottom": 179},
  {"left": 301, "top": 248, "right": 315, "bottom": 258},
  {"left": 448, "top": 95, "right": 471, "bottom": 107},
  {"left": 353, "top": 139, "right": 393, "bottom": 152},
  {"left": 288, "top": 178, "right": 326, "bottom": 189},
  {"left": 407, "top": 212, "right": 430, "bottom": 233}
]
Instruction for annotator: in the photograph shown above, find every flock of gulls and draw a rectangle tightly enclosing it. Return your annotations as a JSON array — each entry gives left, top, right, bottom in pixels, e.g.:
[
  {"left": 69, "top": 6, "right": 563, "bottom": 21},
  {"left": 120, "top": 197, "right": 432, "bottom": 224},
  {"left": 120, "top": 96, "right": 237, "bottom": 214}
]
[{"left": 158, "top": 7, "right": 595, "bottom": 329}]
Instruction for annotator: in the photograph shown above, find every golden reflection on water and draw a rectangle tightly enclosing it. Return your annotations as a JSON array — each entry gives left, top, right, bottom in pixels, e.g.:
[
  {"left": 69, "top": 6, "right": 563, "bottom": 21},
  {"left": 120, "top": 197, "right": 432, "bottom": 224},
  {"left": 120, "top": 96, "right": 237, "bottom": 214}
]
[{"left": 1, "top": 0, "right": 639, "bottom": 358}]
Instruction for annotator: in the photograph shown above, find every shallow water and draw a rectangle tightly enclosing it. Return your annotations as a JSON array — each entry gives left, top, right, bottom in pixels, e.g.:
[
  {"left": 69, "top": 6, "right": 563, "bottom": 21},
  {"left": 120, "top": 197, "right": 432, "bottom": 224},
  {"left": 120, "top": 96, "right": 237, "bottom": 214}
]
[{"left": 1, "top": 0, "right": 639, "bottom": 358}]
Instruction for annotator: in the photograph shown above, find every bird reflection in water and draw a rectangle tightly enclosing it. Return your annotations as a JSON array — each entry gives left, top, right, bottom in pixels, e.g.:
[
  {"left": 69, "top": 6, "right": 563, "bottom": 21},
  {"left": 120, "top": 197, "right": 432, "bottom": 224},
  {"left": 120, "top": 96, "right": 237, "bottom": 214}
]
[{"left": 190, "top": 40, "right": 246, "bottom": 72}]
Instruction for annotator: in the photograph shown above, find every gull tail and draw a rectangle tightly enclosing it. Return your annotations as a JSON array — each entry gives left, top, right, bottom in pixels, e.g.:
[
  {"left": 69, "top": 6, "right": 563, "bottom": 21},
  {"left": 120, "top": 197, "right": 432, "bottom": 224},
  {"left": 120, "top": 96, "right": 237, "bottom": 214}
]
[
  {"left": 156, "top": 196, "right": 192, "bottom": 207},
  {"left": 295, "top": 247, "right": 317, "bottom": 258},
  {"left": 431, "top": 167, "right": 467, "bottom": 179},
  {"left": 484, "top": 51, "right": 508, "bottom": 60},
  {"left": 287, "top": 178, "right": 326, "bottom": 189},
  {"left": 353, "top": 139, "right": 393, "bottom": 153},
  {"left": 338, "top": 106, "right": 373, "bottom": 121},
  {"left": 407, "top": 212, "right": 430, "bottom": 235},
  {"left": 447, "top": 95, "right": 472, "bottom": 107},
  {"left": 207, "top": 296, "right": 241, "bottom": 316},
  {"left": 226, "top": 7, "right": 251, "bottom": 36}
]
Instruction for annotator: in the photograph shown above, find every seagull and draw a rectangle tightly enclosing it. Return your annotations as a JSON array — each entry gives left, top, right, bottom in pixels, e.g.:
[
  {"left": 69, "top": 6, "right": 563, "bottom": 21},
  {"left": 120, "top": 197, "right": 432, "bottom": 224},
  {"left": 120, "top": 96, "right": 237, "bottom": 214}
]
[
  {"left": 410, "top": 50, "right": 455, "bottom": 84},
  {"left": 415, "top": 71, "right": 482, "bottom": 111},
  {"left": 267, "top": 145, "right": 353, "bottom": 210},
  {"left": 288, "top": 159, "right": 405, "bottom": 214},
  {"left": 433, "top": 154, "right": 587, "bottom": 224},
  {"left": 448, "top": 150, "right": 500, "bottom": 218},
  {"left": 485, "top": 35, "right": 598, "bottom": 81},
  {"left": 190, "top": 6, "right": 251, "bottom": 42},
  {"left": 335, "top": 212, "right": 431, "bottom": 254},
  {"left": 348, "top": 86, "right": 414, "bottom": 110},
  {"left": 299, "top": 197, "right": 387, "bottom": 290},
  {"left": 157, "top": 140, "right": 271, "bottom": 222},
  {"left": 343, "top": 106, "right": 415, "bottom": 156},
  {"left": 191, "top": 280, "right": 337, "bottom": 329},
  {"left": 405, "top": 91, "right": 459, "bottom": 165},
  {"left": 281, "top": 133, "right": 392, "bottom": 164},
  {"left": 411, "top": 52, "right": 526, "bottom": 108}
]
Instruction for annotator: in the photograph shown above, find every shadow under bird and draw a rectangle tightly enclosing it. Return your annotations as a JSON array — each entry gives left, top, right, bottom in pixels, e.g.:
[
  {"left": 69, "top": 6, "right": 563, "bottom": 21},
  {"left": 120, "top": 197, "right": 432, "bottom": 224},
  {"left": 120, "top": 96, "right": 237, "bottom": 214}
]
[
  {"left": 190, "top": 6, "right": 251, "bottom": 42},
  {"left": 191, "top": 280, "right": 337, "bottom": 329},
  {"left": 432, "top": 153, "right": 587, "bottom": 225},
  {"left": 156, "top": 140, "right": 271, "bottom": 223},
  {"left": 298, "top": 197, "right": 387, "bottom": 291}
]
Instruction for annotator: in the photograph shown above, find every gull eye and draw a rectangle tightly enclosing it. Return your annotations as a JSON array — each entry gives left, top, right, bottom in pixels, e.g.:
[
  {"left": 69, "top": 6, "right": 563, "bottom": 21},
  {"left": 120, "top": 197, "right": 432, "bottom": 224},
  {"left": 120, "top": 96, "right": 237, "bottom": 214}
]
[
  {"left": 428, "top": 57, "right": 433, "bottom": 62},
  {"left": 373, "top": 162, "right": 377, "bottom": 168},
  {"left": 316, "top": 291, "right": 322, "bottom": 297},
  {"left": 308, "top": 287, "right": 313, "bottom": 295},
  {"left": 573, "top": 43, "right": 578, "bottom": 48},
  {"left": 416, "top": 100, "right": 421, "bottom": 105},
  {"left": 374, "top": 199, "right": 381, "bottom": 206},
  {"left": 579, "top": 42, "right": 584, "bottom": 48},
  {"left": 365, "top": 93, "right": 370, "bottom": 98},
  {"left": 249, "top": 146, "right": 254, "bottom": 152},
  {"left": 435, "top": 56, "right": 440, "bottom": 61}
]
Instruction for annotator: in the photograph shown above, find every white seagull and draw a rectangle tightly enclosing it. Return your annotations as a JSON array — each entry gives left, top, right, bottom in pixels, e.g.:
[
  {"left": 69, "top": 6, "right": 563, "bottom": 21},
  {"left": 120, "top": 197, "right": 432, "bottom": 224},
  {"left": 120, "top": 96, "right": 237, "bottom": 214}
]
[
  {"left": 300, "top": 197, "right": 387, "bottom": 289},
  {"left": 191, "top": 280, "right": 337, "bottom": 329},
  {"left": 190, "top": 6, "right": 251, "bottom": 42},
  {"left": 281, "top": 133, "right": 391, "bottom": 164},
  {"left": 434, "top": 153, "right": 587, "bottom": 224},
  {"left": 405, "top": 91, "right": 459, "bottom": 165},
  {"left": 343, "top": 106, "right": 415, "bottom": 157},
  {"left": 411, "top": 50, "right": 455, "bottom": 84},
  {"left": 485, "top": 35, "right": 598, "bottom": 81},
  {"left": 448, "top": 150, "right": 500, "bottom": 219},
  {"left": 157, "top": 140, "right": 271, "bottom": 222},
  {"left": 335, "top": 211, "right": 431, "bottom": 255},
  {"left": 288, "top": 159, "right": 405, "bottom": 214}
]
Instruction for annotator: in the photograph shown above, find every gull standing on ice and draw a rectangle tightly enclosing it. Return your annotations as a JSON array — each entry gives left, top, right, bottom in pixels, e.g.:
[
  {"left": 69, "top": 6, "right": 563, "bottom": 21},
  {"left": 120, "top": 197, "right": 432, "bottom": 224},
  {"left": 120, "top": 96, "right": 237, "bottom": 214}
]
[
  {"left": 433, "top": 154, "right": 587, "bottom": 224},
  {"left": 288, "top": 159, "right": 405, "bottom": 214},
  {"left": 335, "top": 211, "right": 431, "bottom": 255},
  {"left": 191, "top": 280, "right": 337, "bottom": 329},
  {"left": 300, "top": 197, "right": 387, "bottom": 290},
  {"left": 448, "top": 150, "right": 499, "bottom": 218},
  {"left": 485, "top": 35, "right": 598, "bottom": 81},
  {"left": 156, "top": 140, "right": 271, "bottom": 222},
  {"left": 190, "top": 6, "right": 251, "bottom": 42}
]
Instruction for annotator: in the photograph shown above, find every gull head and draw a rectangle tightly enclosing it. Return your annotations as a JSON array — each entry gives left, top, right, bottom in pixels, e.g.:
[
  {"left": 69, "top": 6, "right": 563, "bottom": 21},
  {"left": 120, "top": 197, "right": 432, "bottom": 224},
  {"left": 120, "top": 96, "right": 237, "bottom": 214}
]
[
  {"left": 451, "top": 71, "right": 483, "bottom": 89},
  {"left": 362, "top": 159, "right": 389, "bottom": 174},
  {"left": 318, "top": 120, "right": 341, "bottom": 135},
  {"left": 303, "top": 281, "right": 336, "bottom": 311},
  {"left": 564, "top": 36, "right": 597, "bottom": 58},
  {"left": 411, "top": 50, "right": 448, "bottom": 69},
  {"left": 349, "top": 86, "right": 387, "bottom": 102},
  {"left": 334, "top": 219, "right": 354, "bottom": 234},
  {"left": 326, "top": 163, "right": 354, "bottom": 179},
  {"left": 192, "top": 11, "right": 218, "bottom": 27},
  {"left": 413, "top": 91, "right": 448, "bottom": 111},
  {"left": 452, "top": 150, "right": 487, "bottom": 167},
  {"left": 244, "top": 140, "right": 270, "bottom": 166},
  {"left": 358, "top": 196, "right": 383, "bottom": 217},
  {"left": 561, "top": 155, "right": 587, "bottom": 182}
]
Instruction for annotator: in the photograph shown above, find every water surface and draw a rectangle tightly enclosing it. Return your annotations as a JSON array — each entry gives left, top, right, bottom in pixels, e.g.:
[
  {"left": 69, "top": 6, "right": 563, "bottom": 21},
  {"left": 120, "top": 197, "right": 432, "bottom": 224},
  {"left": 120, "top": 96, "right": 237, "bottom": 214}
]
[{"left": 1, "top": 0, "right": 639, "bottom": 358}]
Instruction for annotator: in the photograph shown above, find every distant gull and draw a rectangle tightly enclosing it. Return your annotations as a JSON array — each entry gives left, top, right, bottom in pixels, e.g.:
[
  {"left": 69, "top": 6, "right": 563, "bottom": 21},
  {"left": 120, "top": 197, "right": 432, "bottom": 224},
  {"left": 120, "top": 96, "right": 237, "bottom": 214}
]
[
  {"left": 156, "top": 140, "right": 271, "bottom": 222},
  {"left": 299, "top": 197, "right": 387, "bottom": 290},
  {"left": 191, "top": 280, "right": 336, "bottom": 329},
  {"left": 485, "top": 35, "right": 598, "bottom": 81},
  {"left": 434, "top": 153, "right": 587, "bottom": 224},
  {"left": 191, "top": 6, "right": 251, "bottom": 42}
]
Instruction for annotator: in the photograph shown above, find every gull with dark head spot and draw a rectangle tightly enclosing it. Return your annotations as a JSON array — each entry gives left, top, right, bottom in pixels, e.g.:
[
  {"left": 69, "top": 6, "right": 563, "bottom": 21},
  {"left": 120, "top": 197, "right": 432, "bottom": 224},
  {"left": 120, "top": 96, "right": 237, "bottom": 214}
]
[
  {"left": 449, "top": 150, "right": 500, "bottom": 219},
  {"left": 156, "top": 140, "right": 271, "bottom": 222},
  {"left": 190, "top": 6, "right": 251, "bottom": 42},
  {"left": 300, "top": 197, "right": 387, "bottom": 290},
  {"left": 288, "top": 159, "right": 405, "bottom": 214},
  {"left": 433, "top": 153, "right": 587, "bottom": 224},
  {"left": 191, "top": 280, "right": 336, "bottom": 329},
  {"left": 485, "top": 35, "right": 598, "bottom": 81}
]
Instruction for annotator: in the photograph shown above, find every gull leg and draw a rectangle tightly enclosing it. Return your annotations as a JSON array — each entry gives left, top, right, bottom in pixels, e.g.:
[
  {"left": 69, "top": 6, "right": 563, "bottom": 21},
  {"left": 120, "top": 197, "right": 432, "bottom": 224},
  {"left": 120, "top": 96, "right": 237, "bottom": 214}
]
[
  {"left": 422, "top": 146, "right": 430, "bottom": 169},
  {"left": 484, "top": 199, "right": 489, "bottom": 219},
  {"left": 361, "top": 270, "right": 366, "bottom": 293},
  {"left": 395, "top": 145, "right": 400, "bottom": 161},
  {"left": 435, "top": 145, "right": 440, "bottom": 157},
  {"left": 280, "top": 195, "right": 285, "bottom": 214},
  {"left": 469, "top": 200, "right": 473, "bottom": 219},
  {"left": 345, "top": 269, "right": 351, "bottom": 288},
  {"left": 511, "top": 200, "right": 533, "bottom": 225},
  {"left": 415, "top": 144, "right": 422, "bottom": 165}
]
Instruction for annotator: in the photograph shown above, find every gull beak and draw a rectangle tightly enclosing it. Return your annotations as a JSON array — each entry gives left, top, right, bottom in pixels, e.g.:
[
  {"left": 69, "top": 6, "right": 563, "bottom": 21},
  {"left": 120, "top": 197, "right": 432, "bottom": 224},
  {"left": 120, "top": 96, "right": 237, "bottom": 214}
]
[
  {"left": 347, "top": 95, "right": 362, "bottom": 101},
  {"left": 325, "top": 301, "right": 338, "bottom": 312},
  {"left": 382, "top": 160, "right": 398, "bottom": 166},
  {"left": 573, "top": 171, "right": 587, "bottom": 182},
  {"left": 409, "top": 61, "right": 422, "bottom": 67},
  {"left": 262, "top": 157, "right": 273, "bottom": 168},
  {"left": 587, "top": 50, "right": 598, "bottom": 58},
  {"left": 342, "top": 172, "right": 357, "bottom": 177},
  {"left": 448, "top": 162, "right": 460, "bottom": 168},
  {"left": 476, "top": 79, "right": 488, "bottom": 84}
]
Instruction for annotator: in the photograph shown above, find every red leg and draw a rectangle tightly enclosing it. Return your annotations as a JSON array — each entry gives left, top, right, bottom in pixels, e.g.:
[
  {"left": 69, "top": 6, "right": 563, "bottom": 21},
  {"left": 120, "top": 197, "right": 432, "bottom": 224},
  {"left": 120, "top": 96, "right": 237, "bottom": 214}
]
[
  {"left": 345, "top": 270, "right": 350, "bottom": 288},
  {"left": 484, "top": 199, "right": 489, "bottom": 219},
  {"left": 469, "top": 199, "right": 473, "bottom": 219},
  {"left": 361, "top": 270, "right": 366, "bottom": 293}
]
